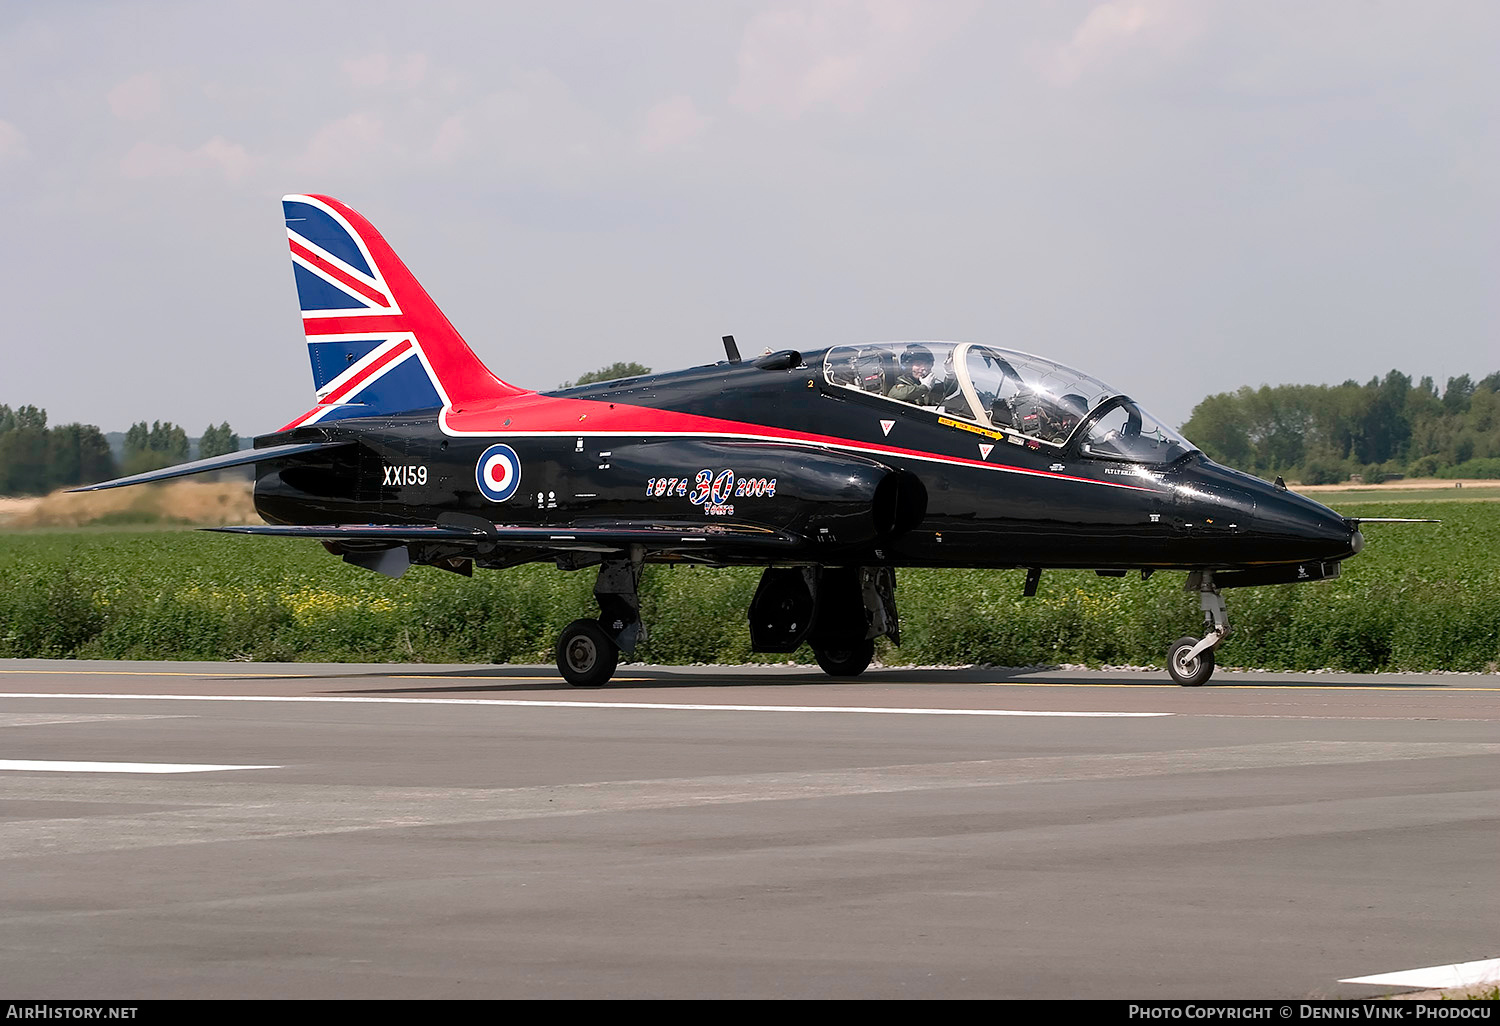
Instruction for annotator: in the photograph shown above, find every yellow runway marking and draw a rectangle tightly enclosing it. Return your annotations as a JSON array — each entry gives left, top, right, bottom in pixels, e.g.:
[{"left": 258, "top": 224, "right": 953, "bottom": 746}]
[
  {"left": 955, "top": 680, "right": 1500, "bottom": 692},
  {"left": 0, "top": 668, "right": 298, "bottom": 678},
  {"left": 1, "top": 669, "right": 1496, "bottom": 691},
  {"left": 390, "top": 672, "right": 654, "bottom": 681},
  {"left": 0, "top": 669, "right": 641, "bottom": 683},
  {"left": 400, "top": 675, "right": 1500, "bottom": 692}
]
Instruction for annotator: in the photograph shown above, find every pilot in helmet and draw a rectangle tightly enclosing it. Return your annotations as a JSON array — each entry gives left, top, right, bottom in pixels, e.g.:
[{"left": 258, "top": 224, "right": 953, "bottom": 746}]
[
  {"left": 1009, "top": 390, "right": 1083, "bottom": 442},
  {"left": 1054, "top": 393, "right": 1088, "bottom": 438},
  {"left": 888, "top": 344, "right": 934, "bottom": 405}
]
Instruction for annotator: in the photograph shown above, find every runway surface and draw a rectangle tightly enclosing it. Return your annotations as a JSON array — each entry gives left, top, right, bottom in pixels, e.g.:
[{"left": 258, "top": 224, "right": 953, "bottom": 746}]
[{"left": 1, "top": 659, "right": 1496, "bottom": 999}]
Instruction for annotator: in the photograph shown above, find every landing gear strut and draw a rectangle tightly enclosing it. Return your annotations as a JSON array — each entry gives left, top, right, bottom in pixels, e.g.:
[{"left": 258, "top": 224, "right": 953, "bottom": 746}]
[
  {"left": 1167, "top": 571, "right": 1230, "bottom": 687},
  {"left": 749, "top": 566, "right": 899, "bottom": 677},
  {"left": 556, "top": 547, "right": 645, "bottom": 687}
]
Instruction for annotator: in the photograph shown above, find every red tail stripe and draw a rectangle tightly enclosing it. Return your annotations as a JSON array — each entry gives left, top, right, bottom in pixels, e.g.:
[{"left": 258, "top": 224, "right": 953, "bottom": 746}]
[
  {"left": 302, "top": 314, "right": 410, "bottom": 335},
  {"left": 290, "top": 239, "right": 391, "bottom": 309}
]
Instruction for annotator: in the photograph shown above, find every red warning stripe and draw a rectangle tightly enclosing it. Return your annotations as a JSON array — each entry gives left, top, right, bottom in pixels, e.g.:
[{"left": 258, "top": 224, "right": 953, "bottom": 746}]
[
  {"left": 319, "top": 339, "right": 413, "bottom": 406},
  {"left": 290, "top": 239, "right": 391, "bottom": 309}
]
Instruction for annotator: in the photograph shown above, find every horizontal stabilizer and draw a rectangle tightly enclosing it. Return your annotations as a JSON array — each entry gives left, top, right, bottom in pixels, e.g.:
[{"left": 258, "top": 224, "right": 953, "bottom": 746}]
[
  {"left": 70, "top": 441, "right": 354, "bottom": 492},
  {"left": 207, "top": 520, "right": 803, "bottom": 556}
]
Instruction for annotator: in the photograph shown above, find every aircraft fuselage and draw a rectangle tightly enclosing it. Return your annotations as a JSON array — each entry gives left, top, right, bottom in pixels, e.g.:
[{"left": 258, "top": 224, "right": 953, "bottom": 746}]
[{"left": 253, "top": 348, "right": 1360, "bottom": 574}]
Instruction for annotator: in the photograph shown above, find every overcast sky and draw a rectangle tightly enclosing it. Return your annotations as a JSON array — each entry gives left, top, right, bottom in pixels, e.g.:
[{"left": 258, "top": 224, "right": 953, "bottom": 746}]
[{"left": 1, "top": 0, "right": 1495, "bottom": 436}]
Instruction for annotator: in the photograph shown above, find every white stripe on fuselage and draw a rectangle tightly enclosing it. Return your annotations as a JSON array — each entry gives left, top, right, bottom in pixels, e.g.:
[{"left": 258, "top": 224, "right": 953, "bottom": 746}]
[{"left": 434, "top": 412, "right": 1154, "bottom": 493}]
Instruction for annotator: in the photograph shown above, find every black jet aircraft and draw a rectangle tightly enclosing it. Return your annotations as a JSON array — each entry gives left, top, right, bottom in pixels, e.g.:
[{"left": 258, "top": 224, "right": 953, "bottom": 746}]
[{"left": 79, "top": 194, "right": 1387, "bottom": 687}]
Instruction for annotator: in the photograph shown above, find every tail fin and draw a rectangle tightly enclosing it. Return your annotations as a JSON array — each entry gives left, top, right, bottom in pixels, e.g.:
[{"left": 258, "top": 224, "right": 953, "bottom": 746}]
[{"left": 280, "top": 194, "right": 526, "bottom": 430}]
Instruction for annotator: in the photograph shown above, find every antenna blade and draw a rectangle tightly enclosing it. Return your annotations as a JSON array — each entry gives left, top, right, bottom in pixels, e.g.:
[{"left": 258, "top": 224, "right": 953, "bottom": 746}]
[{"left": 722, "top": 335, "right": 742, "bottom": 363}]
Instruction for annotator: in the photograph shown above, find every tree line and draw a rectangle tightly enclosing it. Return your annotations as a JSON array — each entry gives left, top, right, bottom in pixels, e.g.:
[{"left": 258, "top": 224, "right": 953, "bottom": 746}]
[
  {"left": 559, "top": 362, "right": 651, "bottom": 388},
  {"left": 118, "top": 420, "right": 239, "bottom": 474},
  {"left": 0, "top": 406, "right": 239, "bottom": 496},
  {"left": 0, "top": 406, "right": 116, "bottom": 497},
  {"left": 1181, "top": 371, "right": 1500, "bottom": 483}
]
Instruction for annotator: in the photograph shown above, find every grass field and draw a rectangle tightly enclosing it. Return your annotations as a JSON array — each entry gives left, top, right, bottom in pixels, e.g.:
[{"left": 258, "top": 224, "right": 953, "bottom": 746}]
[{"left": 2, "top": 499, "right": 1496, "bottom": 671}]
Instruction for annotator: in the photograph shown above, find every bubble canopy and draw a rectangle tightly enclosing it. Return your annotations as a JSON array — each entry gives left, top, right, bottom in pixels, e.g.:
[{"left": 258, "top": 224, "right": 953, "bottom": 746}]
[{"left": 822, "top": 341, "right": 1196, "bottom": 465}]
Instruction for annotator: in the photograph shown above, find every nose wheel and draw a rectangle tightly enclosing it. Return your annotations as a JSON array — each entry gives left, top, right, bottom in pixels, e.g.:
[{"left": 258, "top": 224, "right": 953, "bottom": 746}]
[
  {"left": 1166, "top": 572, "right": 1230, "bottom": 687},
  {"left": 1167, "top": 635, "right": 1215, "bottom": 686}
]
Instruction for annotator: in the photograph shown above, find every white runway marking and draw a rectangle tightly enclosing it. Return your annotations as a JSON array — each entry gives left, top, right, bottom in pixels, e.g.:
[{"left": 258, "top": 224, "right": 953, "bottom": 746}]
[
  {"left": 0, "top": 693, "right": 1169, "bottom": 718},
  {"left": 1341, "top": 957, "right": 1500, "bottom": 989},
  {"left": 0, "top": 743, "right": 1494, "bottom": 859},
  {"left": 0, "top": 760, "right": 279, "bottom": 774},
  {"left": 0, "top": 713, "right": 191, "bottom": 728}
]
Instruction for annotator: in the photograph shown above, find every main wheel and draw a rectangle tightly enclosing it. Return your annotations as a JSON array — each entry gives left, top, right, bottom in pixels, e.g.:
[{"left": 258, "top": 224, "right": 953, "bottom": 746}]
[
  {"left": 1166, "top": 635, "right": 1214, "bottom": 687},
  {"left": 813, "top": 639, "right": 875, "bottom": 677},
  {"left": 556, "top": 619, "right": 619, "bottom": 687}
]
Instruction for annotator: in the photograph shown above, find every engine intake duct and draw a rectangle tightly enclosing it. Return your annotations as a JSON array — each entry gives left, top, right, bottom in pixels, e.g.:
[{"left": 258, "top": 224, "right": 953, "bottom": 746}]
[
  {"left": 871, "top": 470, "right": 928, "bottom": 539},
  {"left": 798, "top": 465, "right": 927, "bottom": 548}
]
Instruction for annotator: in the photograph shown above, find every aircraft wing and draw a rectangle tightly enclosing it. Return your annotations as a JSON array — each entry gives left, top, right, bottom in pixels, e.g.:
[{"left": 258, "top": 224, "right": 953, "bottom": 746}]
[
  {"left": 70, "top": 441, "right": 355, "bottom": 492},
  {"left": 206, "top": 520, "right": 803, "bottom": 557}
]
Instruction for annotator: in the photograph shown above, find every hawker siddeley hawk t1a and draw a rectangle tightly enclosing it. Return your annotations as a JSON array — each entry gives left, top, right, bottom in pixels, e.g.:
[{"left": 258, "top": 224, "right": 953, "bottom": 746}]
[{"left": 78, "top": 194, "right": 1392, "bottom": 687}]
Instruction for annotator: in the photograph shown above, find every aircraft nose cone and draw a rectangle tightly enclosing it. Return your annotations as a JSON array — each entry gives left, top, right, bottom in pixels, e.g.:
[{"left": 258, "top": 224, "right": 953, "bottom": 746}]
[
  {"left": 1257, "top": 491, "right": 1361, "bottom": 561},
  {"left": 1173, "top": 458, "right": 1363, "bottom": 565}
]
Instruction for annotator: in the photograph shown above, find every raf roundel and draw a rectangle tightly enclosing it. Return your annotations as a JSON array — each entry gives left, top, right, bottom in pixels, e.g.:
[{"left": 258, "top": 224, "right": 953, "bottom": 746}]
[{"left": 476, "top": 444, "right": 522, "bottom": 502}]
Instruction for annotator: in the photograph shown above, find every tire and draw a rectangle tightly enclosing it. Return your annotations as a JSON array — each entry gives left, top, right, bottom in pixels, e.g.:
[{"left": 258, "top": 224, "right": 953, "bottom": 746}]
[
  {"left": 556, "top": 619, "right": 619, "bottom": 687},
  {"left": 813, "top": 639, "right": 875, "bottom": 677},
  {"left": 1166, "top": 635, "right": 1214, "bottom": 687}
]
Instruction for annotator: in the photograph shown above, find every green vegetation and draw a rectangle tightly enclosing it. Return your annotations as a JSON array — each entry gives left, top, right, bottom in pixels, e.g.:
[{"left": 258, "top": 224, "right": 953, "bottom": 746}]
[
  {"left": 121, "top": 420, "right": 189, "bottom": 476},
  {"left": 0, "top": 405, "right": 116, "bottom": 496},
  {"left": 0, "top": 405, "right": 244, "bottom": 495},
  {"left": 1182, "top": 370, "right": 1500, "bottom": 485},
  {"left": 2, "top": 501, "right": 1495, "bottom": 671},
  {"left": 197, "top": 422, "right": 240, "bottom": 459}
]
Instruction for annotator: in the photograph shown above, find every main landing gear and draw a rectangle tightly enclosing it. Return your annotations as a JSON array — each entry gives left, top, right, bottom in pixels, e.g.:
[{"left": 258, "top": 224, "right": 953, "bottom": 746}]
[
  {"left": 555, "top": 549, "right": 645, "bottom": 687},
  {"left": 555, "top": 561, "right": 901, "bottom": 687},
  {"left": 1167, "top": 571, "right": 1230, "bottom": 687},
  {"left": 557, "top": 619, "right": 618, "bottom": 687},
  {"left": 749, "top": 566, "right": 899, "bottom": 678},
  {"left": 812, "top": 639, "right": 876, "bottom": 678}
]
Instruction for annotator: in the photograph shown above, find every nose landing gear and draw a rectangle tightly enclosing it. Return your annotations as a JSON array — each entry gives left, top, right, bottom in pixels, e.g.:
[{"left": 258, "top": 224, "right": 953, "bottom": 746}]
[{"left": 1167, "top": 571, "right": 1230, "bottom": 687}]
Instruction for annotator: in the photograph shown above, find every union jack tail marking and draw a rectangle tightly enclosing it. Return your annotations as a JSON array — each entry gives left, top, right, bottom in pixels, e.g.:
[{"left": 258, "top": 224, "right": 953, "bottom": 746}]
[{"left": 280, "top": 195, "right": 527, "bottom": 430}]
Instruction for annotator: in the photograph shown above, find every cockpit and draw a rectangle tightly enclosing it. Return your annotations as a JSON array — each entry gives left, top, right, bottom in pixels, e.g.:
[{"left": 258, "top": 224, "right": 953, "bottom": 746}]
[{"left": 822, "top": 341, "right": 1195, "bottom": 465}]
